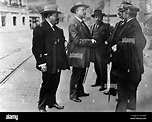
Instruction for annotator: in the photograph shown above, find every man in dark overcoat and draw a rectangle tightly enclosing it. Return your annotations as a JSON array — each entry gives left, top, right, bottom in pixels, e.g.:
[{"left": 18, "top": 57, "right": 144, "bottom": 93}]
[
  {"left": 32, "top": 4, "right": 70, "bottom": 112},
  {"left": 103, "top": 6, "right": 127, "bottom": 97},
  {"left": 67, "top": 1, "right": 96, "bottom": 102},
  {"left": 90, "top": 9, "right": 113, "bottom": 91},
  {"left": 108, "top": 2, "right": 146, "bottom": 112}
]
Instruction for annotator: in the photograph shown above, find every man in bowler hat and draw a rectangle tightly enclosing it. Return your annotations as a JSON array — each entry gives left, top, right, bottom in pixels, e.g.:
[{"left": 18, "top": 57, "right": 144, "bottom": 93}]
[
  {"left": 32, "top": 4, "right": 70, "bottom": 112},
  {"left": 67, "top": 1, "right": 96, "bottom": 102},
  {"left": 90, "top": 9, "right": 113, "bottom": 91}
]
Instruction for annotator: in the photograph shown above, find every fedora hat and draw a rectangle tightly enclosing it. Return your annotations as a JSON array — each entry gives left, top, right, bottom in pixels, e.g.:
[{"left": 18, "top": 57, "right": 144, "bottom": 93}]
[
  {"left": 70, "top": 1, "right": 89, "bottom": 13},
  {"left": 41, "top": 4, "right": 62, "bottom": 15},
  {"left": 91, "top": 9, "right": 105, "bottom": 17}
]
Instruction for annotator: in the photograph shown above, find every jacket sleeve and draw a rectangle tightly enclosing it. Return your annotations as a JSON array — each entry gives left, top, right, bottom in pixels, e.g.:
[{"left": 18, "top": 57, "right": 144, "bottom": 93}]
[
  {"left": 68, "top": 23, "right": 93, "bottom": 47},
  {"left": 32, "top": 25, "right": 46, "bottom": 66},
  {"left": 127, "top": 24, "right": 146, "bottom": 73}
]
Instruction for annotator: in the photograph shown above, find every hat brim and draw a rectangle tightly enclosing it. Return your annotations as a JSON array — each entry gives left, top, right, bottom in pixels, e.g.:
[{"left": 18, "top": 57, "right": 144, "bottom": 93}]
[
  {"left": 41, "top": 10, "right": 62, "bottom": 15},
  {"left": 70, "top": 4, "right": 89, "bottom": 13}
]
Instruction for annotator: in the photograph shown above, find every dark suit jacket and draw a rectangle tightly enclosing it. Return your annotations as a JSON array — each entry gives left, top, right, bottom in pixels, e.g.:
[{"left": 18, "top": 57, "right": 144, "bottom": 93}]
[
  {"left": 90, "top": 22, "right": 112, "bottom": 62},
  {"left": 106, "top": 21, "right": 125, "bottom": 63},
  {"left": 32, "top": 20, "right": 69, "bottom": 74},
  {"left": 111, "top": 18, "right": 146, "bottom": 81},
  {"left": 67, "top": 17, "right": 93, "bottom": 68}
]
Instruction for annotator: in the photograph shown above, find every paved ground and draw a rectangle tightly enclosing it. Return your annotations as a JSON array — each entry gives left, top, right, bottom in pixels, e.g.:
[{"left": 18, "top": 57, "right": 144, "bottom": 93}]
[{"left": 0, "top": 55, "right": 152, "bottom": 112}]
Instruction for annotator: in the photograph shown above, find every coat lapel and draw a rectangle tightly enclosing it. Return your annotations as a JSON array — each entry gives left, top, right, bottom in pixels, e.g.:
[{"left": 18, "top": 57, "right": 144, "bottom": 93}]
[
  {"left": 115, "top": 23, "right": 128, "bottom": 40},
  {"left": 90, "top": 24, "right": 96, "bottom": 37},
  {"left": 111, "top": 22, "right": 121, "bottom": 41},
  {"left": 115, "top": 19, "right": 135, "bottom": 41},
  {"left": 74, "top": 17, "right": 90, "bottom": 37},
  {"left": 43, "top": 20, "right": 59, "bottom": 38}
]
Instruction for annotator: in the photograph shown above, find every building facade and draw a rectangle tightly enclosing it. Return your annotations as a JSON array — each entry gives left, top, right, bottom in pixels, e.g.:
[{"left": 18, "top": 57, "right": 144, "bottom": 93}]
[{"left": 0, "top": 0, "right": 36, "bottom": 32}]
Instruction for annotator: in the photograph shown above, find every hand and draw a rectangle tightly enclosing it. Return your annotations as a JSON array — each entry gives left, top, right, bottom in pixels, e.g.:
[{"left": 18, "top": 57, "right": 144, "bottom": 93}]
[
  {"left": 112, "top": 44, "right": 117, "bottom": 52},
  {"left": 91, "top": 39, "right": 97, "bottom": 44},
  {"left": 41, "top": 65, "right": 47, "bottom": 72},
  {"left": 105, "top": 41, "right": 108, "bottom": 45}
]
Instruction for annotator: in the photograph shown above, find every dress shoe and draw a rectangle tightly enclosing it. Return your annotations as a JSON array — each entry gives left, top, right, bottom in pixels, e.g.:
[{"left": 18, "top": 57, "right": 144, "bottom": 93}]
[
  {"left": 99, "top": 85, "right": 106, "bottom": 91},
  {"left": 103, "top": 89, "right": 117, "bottom": 96},
  {"left": 70, "top": 97, "right": 82, "bottom": 102},
  {"left": 39, "top": 109, "right": 47, "bottom": 112},
  {"left": 77, "top": 93, "right": 89, "bottom": 97},
  {"left": 49, "top": 103, "right": 64, "bottom": 109},
  {"left": 91, "top": 84, "right": 101, "bottom": 87}
]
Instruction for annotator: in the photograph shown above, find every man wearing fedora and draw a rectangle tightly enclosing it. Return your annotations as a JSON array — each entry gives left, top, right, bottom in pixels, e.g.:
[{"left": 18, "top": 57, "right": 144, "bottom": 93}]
[
  {"left": 90, "top": 9, "right": 113, "bottom": 91},
  {"left": 67, "top": 1, "right": 96, "bottom": 102},
  {"left": 106, "top": 1, "right": 146, "bottom": 112},
  {"left": 32, "top": 4, "right": 70, "bottom": 112}
]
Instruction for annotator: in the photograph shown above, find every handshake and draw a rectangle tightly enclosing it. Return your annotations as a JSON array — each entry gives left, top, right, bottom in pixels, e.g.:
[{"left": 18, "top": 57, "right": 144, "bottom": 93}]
[{"left": 91, "top": 39, "right": 97, "bottom": 44}]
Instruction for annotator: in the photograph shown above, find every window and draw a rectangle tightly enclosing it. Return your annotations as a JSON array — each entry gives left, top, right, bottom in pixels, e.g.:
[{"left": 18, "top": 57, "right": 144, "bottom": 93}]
[
  {"left": 19, "top": 0, "right": 22, "bottom": 6},
  {"left": 13, "top": 16, "right": 16, "bottom": 26},
  {"left": 1, "top": 15, "right": 6, "bottom": 26},
  {"left": 22, "top": 17, "right": 25, "bottom": 25}
]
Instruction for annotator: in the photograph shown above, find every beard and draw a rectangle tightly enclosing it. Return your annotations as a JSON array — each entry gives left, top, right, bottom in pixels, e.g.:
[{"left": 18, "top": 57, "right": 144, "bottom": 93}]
[{"left": 55, "top": 18, "right": 59, "bottom": 24}]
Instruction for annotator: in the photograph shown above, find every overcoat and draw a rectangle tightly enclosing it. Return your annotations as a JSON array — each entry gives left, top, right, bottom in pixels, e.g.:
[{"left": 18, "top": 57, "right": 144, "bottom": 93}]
[
  {"left": 32, "top": 20, "right": 70, "bottom": 74},
  {"left": 110, "top": 18, "right": 146, "bottom": 82},
  {"left": 67, "top": 17, "right": 93, "bottom": 68}
]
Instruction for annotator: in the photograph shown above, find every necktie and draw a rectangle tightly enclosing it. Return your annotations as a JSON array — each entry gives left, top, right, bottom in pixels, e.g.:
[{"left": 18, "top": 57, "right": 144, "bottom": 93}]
[{"left": 81, "top": 21, "right": 90, "bottom": 33}]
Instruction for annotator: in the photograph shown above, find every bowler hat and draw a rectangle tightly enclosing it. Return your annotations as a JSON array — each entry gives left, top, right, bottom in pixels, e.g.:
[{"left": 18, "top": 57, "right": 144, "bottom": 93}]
[
  {"left": 41, "top": 4, "right": 62, "bottom": 15},
  {"left": 70, "top": 1, "right": 89, "bottom": 13},
  {"left": 91, "top": 9, "right": 105, "bottom": 17}
]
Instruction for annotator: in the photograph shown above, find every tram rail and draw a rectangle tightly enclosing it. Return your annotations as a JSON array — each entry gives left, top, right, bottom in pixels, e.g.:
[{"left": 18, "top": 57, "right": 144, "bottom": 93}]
[{"left": 0, "top": 55, "right": 33, "bottom": 86}]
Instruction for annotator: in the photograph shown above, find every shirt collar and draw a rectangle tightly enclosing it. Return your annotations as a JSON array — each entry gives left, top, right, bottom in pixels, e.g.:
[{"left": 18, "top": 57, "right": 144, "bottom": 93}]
[
  {"left": 127, "top": 18, "right": 134, "bottom": 23},
  {"left": 75, "top": 15, "right": 83, "bottom": 23}
]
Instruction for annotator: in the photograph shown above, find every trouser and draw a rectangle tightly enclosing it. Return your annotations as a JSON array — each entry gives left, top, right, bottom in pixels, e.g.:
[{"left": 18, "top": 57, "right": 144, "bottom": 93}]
[
  {"left": 38, "top": 71, "right": 61, "bottom": 109},
  {"left": 115, "top": 77, "right": 141, "bottom": 112},
  {"left": 94, "top": 58, "right": 107, "bottom": 86},
  {"left": 69, "top": 67, "right": 86, "bottom": 98}
]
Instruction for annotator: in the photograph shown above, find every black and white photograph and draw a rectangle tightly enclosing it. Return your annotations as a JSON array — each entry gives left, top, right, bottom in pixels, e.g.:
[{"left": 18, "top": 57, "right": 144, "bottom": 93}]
[{"left": 0, "top": 0, "right": 152, "bottom": 120}]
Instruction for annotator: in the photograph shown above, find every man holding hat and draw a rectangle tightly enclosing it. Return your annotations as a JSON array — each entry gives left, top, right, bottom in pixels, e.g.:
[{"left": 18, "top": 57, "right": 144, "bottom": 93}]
[
  {"left": 67, "top": 1, "right": 96, "bottom": 102},
  {"left": 107, "top": 1, "right": 146, "bottom": 112},
  {"left": 90, "top": 9, "right": 113, "bottom": 92},
  {"left": 32, "top": 4, "right": 70, "bottom": 112}
]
